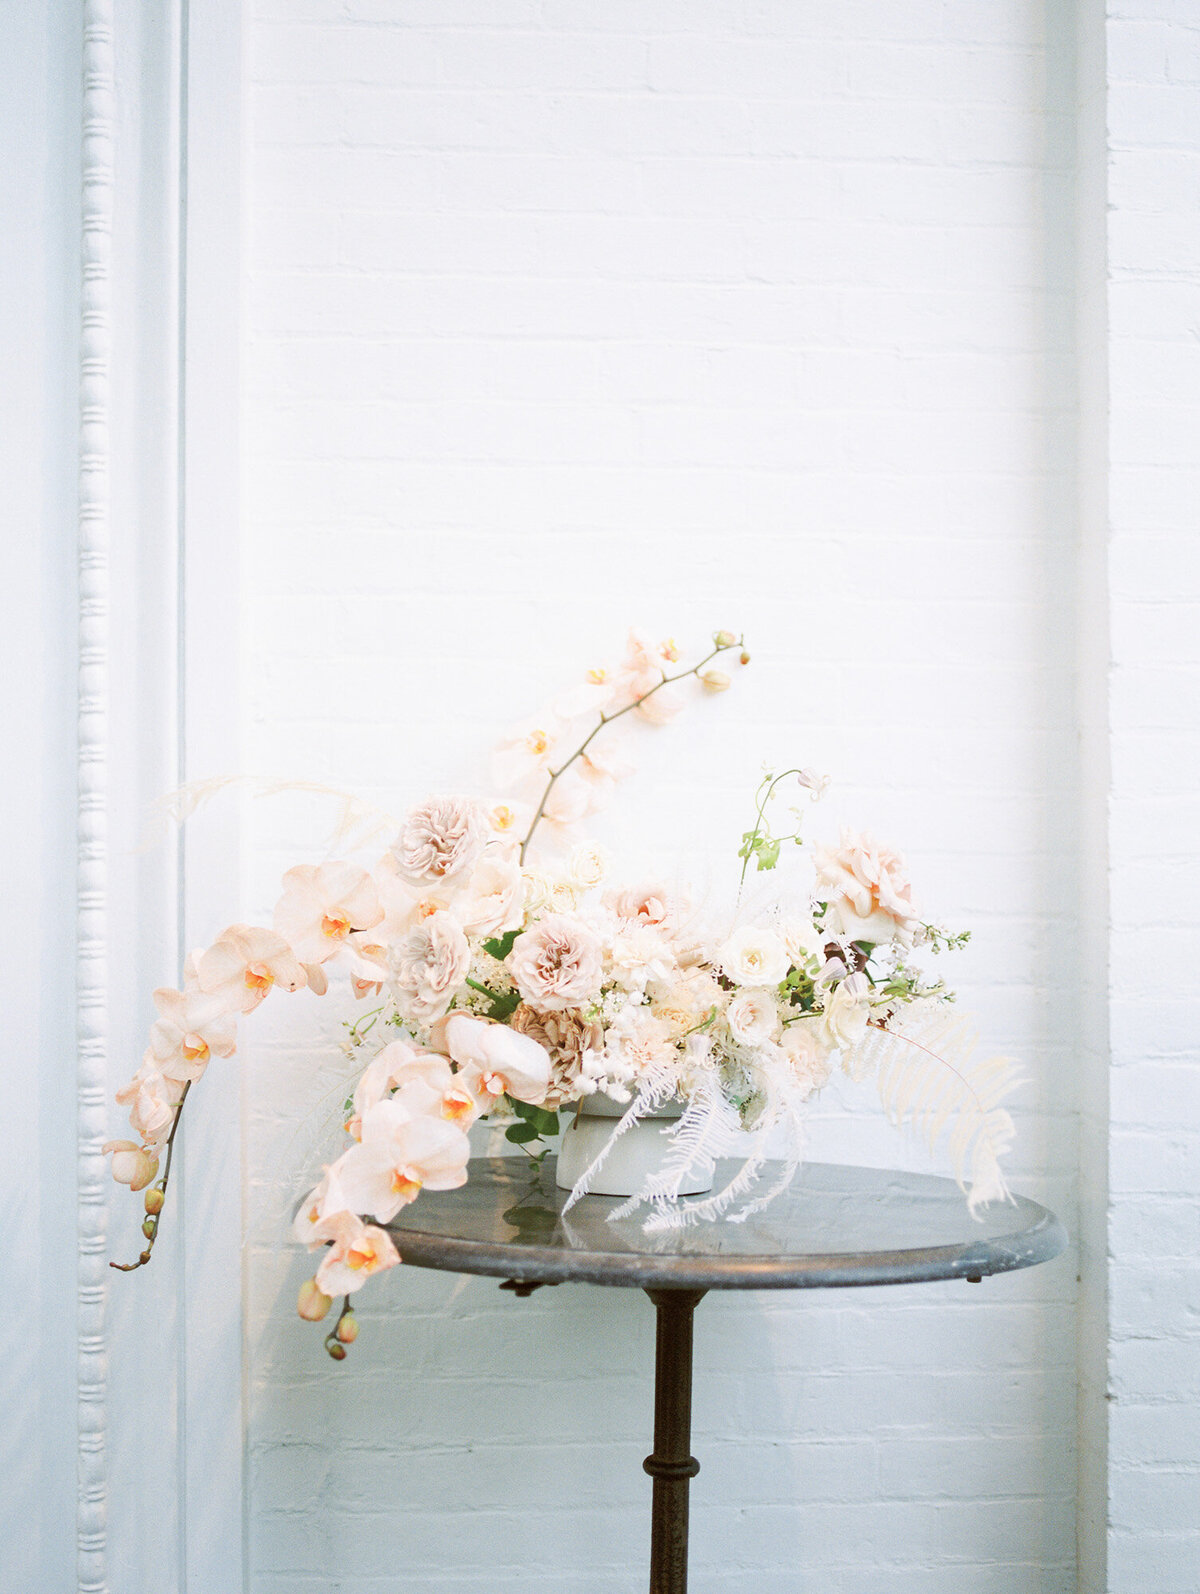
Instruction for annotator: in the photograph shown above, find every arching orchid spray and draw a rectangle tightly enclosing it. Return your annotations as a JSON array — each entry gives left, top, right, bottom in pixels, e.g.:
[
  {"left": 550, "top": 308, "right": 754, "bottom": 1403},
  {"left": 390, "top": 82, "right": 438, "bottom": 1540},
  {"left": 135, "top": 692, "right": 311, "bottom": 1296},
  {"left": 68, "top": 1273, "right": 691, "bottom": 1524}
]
[{"left": 108, "top": 628, "right": 1018, "bottom": 1359}]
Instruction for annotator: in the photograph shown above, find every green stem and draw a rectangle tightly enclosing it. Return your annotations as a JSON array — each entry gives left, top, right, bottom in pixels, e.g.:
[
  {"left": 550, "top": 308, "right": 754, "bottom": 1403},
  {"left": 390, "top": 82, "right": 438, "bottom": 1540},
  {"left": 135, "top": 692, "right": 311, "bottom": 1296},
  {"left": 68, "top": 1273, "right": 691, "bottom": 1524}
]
[
  {"left": 737, "top": 767, "right": 810, "bottom": 898},
  {"left": 519, "top": 637, "right": 742, "bottom": 865},
  {"left": 110, "top": 1078, "right": 192, "bottom": 1273}
]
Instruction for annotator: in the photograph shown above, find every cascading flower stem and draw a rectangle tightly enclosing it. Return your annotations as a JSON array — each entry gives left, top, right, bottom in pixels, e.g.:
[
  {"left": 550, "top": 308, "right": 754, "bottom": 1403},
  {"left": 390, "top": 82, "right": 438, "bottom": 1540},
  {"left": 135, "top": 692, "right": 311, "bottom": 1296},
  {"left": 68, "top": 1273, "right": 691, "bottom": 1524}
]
[
  {"left": 110, "top": 1080, "right": 191, "bottom": 1272},
  {"left": 518, "top": 634, "right": 745, "bottom": 864},
  {"left": 106, "top": 625, "right": 1021, "bottom": 1358}
]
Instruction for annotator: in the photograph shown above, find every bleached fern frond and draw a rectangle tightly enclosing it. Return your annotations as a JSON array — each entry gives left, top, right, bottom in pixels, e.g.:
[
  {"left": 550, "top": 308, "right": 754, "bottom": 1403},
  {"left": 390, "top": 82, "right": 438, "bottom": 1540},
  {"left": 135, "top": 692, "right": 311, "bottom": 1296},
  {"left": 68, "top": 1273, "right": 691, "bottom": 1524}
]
[
  {"left": 606, "top": 1082, "right": 743, "bottom": 1223},
  {"left": 561, "top": 1065, "right": 680, "bottom": 1215},
  {"left": 642, "top": 1146, "right": 771, "bottom": 1231},
  {"left": 639, "top": 1056, "right": 819, "bottom": 1232},
  {"left": 841, "top": 1001, "right": 1021, "bottom": 1214},
  {"left": 140, "top": 773, "right": 399, "bottom": 855}
]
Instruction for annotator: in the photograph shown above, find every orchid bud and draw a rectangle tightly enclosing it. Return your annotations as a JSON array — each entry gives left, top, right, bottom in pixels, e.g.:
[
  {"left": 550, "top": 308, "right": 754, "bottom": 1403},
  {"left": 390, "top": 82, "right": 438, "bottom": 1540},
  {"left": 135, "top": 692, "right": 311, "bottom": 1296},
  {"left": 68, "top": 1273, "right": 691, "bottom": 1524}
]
[
  {"left": 698, "top": 668, "right": 731, "bottom": 694},
  {"left": 335, "top": 1312, "right": 359, "bottom": 1344},
  {"left": 103, "top": 1140, "right": 159, "bottom": 1193},
  {"left": 713, "top": 629, "right": 737, "bottom": 648},
  {"left": 144, "top": 1187, "right": 165, "bottom": 1215},
  {"left": 297, "top": 1278, "right": 332, "bottom": 1322},
  {"left": 325, "top": 1339, "right": 347, "bottom": 1362},
  {"left": 141, "top": 1217, "right": 157, "bottom": 1240},
  {"left": 740, "top": 650, "right": 751, "bottom": 665}
]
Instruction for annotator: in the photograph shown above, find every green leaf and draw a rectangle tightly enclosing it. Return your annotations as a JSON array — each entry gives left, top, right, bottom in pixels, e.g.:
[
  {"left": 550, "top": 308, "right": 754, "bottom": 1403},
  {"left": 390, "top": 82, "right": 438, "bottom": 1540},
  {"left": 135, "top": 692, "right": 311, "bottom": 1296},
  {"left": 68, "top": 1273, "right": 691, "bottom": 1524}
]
[
  {"left": 508, "top": 1100, "right": 560, "bottom": 1137},
  {"left": 486, "top": 989, "right": 522, "bottom": 1021},
  {"left": 483, "top": 928, "right": 520, "bottom": 961},
  {"left": 755, "top": 837, "right": 781, "bottom": 871},
  {"left": 504, "top": 1122, "right": 540, "bottom": 1145}
]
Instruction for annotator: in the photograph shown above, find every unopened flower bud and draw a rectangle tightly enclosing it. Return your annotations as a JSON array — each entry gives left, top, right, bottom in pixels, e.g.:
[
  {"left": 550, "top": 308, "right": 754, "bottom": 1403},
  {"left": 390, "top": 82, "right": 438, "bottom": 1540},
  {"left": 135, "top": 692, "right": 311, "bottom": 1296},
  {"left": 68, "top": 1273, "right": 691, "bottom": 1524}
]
[
  {"left": 713, "top": 629, "right": 737, "bottom": 648},
  {"left": 144, "top": 1187, "right": 165, "bottom": 1215},
  {"left": 103, "top": 1140, "right": 159, "bottom": 1193},
  {"left": 335, "top": 1312, "right": 359, "bottom": 1344},
  {"left": 699, "top": 668, "right": 731, "bottom": 693},
  {"left": 297, "top": 1278, "right": 332, "bottom": 1322},
  {"left": 739, "top": 650, "right": 751, "bottom": 666},
  {"left": 325, "top": 1339, "right": 347, "bottom": 1362},
  {"left": 141, "top": 1217, "right": 157, "bottom": 1240}
]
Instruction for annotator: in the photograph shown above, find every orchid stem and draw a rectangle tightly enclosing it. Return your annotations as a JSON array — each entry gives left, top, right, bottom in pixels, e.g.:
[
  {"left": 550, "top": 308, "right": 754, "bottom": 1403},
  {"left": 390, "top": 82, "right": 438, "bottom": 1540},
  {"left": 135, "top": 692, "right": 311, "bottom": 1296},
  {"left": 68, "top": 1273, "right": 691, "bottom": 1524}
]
[
  {"left": 110, "top": 1079, "right": 191, "bottom": 1272},
  {"left": 518, "top": 637, "right": 743, "bottom": 865}
]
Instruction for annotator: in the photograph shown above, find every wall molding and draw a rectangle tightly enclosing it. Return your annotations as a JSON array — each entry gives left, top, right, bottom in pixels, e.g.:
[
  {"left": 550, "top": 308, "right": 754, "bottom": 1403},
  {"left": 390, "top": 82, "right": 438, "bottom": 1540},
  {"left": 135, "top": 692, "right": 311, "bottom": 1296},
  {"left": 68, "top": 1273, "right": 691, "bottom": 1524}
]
[{"left": 77, "top": 4, "right": 116, "bottom": 1590}]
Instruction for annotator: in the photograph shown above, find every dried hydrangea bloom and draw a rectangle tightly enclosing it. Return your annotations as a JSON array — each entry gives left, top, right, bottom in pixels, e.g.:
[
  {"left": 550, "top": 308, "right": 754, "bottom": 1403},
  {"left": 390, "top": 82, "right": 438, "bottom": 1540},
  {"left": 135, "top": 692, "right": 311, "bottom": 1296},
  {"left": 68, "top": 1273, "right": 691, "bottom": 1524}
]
[{"left": 510, "top": 1003, "right": 604, "bottom": 1108}]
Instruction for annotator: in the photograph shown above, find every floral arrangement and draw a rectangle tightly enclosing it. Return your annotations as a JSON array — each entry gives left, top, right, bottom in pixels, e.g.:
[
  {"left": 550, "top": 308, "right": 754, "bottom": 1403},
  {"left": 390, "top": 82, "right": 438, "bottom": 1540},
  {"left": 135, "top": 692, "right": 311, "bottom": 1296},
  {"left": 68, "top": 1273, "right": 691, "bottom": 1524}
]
[{"left": 107, "top": 629, "right": 1019, "bottom": 1357}]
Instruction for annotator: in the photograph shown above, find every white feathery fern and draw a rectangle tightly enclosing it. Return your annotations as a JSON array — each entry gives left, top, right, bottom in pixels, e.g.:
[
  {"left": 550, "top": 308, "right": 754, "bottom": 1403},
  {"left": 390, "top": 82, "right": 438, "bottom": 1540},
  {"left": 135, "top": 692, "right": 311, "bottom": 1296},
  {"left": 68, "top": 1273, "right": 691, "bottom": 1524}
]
[
  {"left": 606, "top": 1082, "right": 743, "bottom": 1224},
  {"left": 560, "top": 1062, "right": 680, "bottom": 1214},
  {"left": 841, "top": 999, "right": 1020, "bottom": 1214},
  {"left": 637, "top": 1068, "right": 813, "bottom": 1233}
]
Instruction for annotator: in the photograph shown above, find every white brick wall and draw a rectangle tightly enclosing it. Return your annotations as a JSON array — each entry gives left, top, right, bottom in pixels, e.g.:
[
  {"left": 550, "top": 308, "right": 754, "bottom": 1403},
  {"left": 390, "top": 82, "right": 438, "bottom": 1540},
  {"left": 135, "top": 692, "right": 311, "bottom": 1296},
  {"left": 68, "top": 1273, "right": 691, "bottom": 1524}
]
[
  {"left": 226, "top": 3, "right": 1195, "bottom": 1590},
  {"left": 1104, "top": 4, "right": 1200, "bottom": 1589}
]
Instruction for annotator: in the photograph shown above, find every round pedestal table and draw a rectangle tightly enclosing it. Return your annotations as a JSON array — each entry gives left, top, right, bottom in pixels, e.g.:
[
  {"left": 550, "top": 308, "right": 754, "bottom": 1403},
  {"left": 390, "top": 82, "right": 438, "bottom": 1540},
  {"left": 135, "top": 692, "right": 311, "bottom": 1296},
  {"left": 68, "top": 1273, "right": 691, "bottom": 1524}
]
[{"left": 387, "top": 1157, "right": 1066, "bottom": 1594}]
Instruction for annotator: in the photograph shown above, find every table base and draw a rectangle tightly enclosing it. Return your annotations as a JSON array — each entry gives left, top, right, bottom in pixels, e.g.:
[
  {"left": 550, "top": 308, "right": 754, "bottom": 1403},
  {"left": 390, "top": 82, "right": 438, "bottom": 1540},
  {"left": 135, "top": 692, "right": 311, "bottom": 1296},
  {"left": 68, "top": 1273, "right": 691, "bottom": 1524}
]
[{"left": 644, "top": 1288, "right": 705, "bottom": 1594}]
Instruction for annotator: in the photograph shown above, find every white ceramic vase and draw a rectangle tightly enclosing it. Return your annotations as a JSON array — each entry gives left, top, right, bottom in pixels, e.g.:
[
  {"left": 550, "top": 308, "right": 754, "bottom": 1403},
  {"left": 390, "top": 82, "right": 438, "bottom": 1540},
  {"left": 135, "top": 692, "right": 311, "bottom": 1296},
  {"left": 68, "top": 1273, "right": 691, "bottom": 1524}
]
[{"left": 554, "top": 1091, "right": 715, "bottom": 1198}]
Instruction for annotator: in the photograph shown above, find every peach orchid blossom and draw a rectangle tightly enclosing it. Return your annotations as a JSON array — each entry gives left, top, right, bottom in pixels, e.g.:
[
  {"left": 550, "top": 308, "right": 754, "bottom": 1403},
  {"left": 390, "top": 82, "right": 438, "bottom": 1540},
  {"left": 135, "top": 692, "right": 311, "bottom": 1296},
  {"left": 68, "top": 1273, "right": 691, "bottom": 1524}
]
[
  {"left": 116, "top": 1061, "right": 184, "bottom": 1147},
  {"left": 444, "top": 1013, "right": 552, "bottom": 1106},
  {"left": 350, "top": 1041, "right": 477, "bottom": 1134},
  {"left": 103, "top": 1139, "right": 159, "bottom": 1192},
  {"left": 486, "top": 800, "right": 530, "bottom": 840},
  {"left": 273, "top": 861, "right": 383, "bottom": 966},
  {"left": 606, "top": 630, "right": 683, "bottom": 715},
  {"left": 333, "top": 1100, "right": 471, "bottom": 1224},
  {"left": 292, "top": 1164, "right": 351, "bottom": 1249},
  {"left": 147, "top": 986, "right": 238, "bottom": 1083},
  {"left": 196, "top": 923, "right": 308, "bottom": 1014},
  {"left": 492, "top": 711, "right": 573, "bottom": 792},
  {"left": 311, "top": 1210, "right": 401, "bottom": 1299}
]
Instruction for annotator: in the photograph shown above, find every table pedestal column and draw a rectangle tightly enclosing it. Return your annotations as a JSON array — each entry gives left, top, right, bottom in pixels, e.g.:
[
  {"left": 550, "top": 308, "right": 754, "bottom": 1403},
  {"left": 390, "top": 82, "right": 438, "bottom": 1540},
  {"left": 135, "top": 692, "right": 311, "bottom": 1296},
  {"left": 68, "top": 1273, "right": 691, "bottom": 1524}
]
[{"left": 643, "top": 1288, "right": 706, "bottom": 1594}]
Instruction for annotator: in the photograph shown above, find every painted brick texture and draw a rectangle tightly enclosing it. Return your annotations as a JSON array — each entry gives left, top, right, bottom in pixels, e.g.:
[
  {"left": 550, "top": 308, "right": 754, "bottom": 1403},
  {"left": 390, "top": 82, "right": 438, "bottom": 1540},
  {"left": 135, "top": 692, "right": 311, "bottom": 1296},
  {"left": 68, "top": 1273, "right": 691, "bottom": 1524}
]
[
  {"left": 1105, "top": 4, "right": 1200, "bottom": 1589},
  {"left": 241, "top": 4, "right": 1080, "bottom": 1589}
]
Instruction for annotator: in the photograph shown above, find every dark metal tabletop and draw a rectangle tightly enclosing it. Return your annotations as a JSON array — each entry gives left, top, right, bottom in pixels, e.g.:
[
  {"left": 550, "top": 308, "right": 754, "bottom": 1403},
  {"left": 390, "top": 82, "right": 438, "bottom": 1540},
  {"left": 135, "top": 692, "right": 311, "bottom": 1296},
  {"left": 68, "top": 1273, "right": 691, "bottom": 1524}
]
[{"left": 385, "top": 1156, "right": 1067, "bottom": 1290}]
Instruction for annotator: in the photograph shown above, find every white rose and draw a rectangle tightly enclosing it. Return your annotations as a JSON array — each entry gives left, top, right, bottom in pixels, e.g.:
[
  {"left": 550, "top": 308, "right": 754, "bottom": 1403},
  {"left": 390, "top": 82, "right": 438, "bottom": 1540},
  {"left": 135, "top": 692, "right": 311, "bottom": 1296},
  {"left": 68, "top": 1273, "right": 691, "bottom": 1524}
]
[
  {"left": 569, "top": 840, "right": 609, "bottom": 890},
  {"left": 718, "top": 925, "right": 790, "bottom": 988},
  {"left": 819, "top": 974, "right": 871, "bottom": 1052},
  {"left": 780, "top": 1021, "right": 834, "bottom": 1096},
  {"left": 458, "top": 853, "right": 524, "bottom": 938},
  {"left": 726, "top": 990, "right": 782, "bottom": 1046},
  {"left": 608, "top": 924, "right": 678, "bottom": 994},
  {"left": 781, "top": 916, "right": 823, "bottom": 968}
]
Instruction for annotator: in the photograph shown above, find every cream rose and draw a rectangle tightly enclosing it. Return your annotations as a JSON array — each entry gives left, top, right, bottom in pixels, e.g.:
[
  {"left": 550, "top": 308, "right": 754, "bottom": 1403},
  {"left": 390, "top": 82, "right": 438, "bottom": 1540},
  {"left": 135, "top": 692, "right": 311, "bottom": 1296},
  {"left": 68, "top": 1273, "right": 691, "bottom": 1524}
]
[
  {"left": 457, "top": 853, "right": 524, "bottom": 938},
  {"left": 390, "top": 910, "right": 470, "bottom": 1023},
  {"left": 507, "top": 913, "right": 603, "bottom": 1012},
  {"left": 819, "top": 973, "right": 872, "bottom": 1052},
  {"left": 717, "top": 925, "right": 790, "bottom": 988},
  {"left": 780, "top": 1022, "right": 834, "bottom": 1096},
  {"left": 569, "top": 839, "right": 610, "bottom": 890},
  {"left": 726, "top": 990, "right": 781, "bottom": 1047},
  {"left": 814, "top": 829, "right": 920, "bottom": 948},
  {"left": 608, "top": 924, "right": 678, "bottom": 994},
  {"left": 607, "top": 881, "right": 677, "bottom": 929},
  {"left": 392, "top": 796, "right": 487, "bottom": 887}
]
